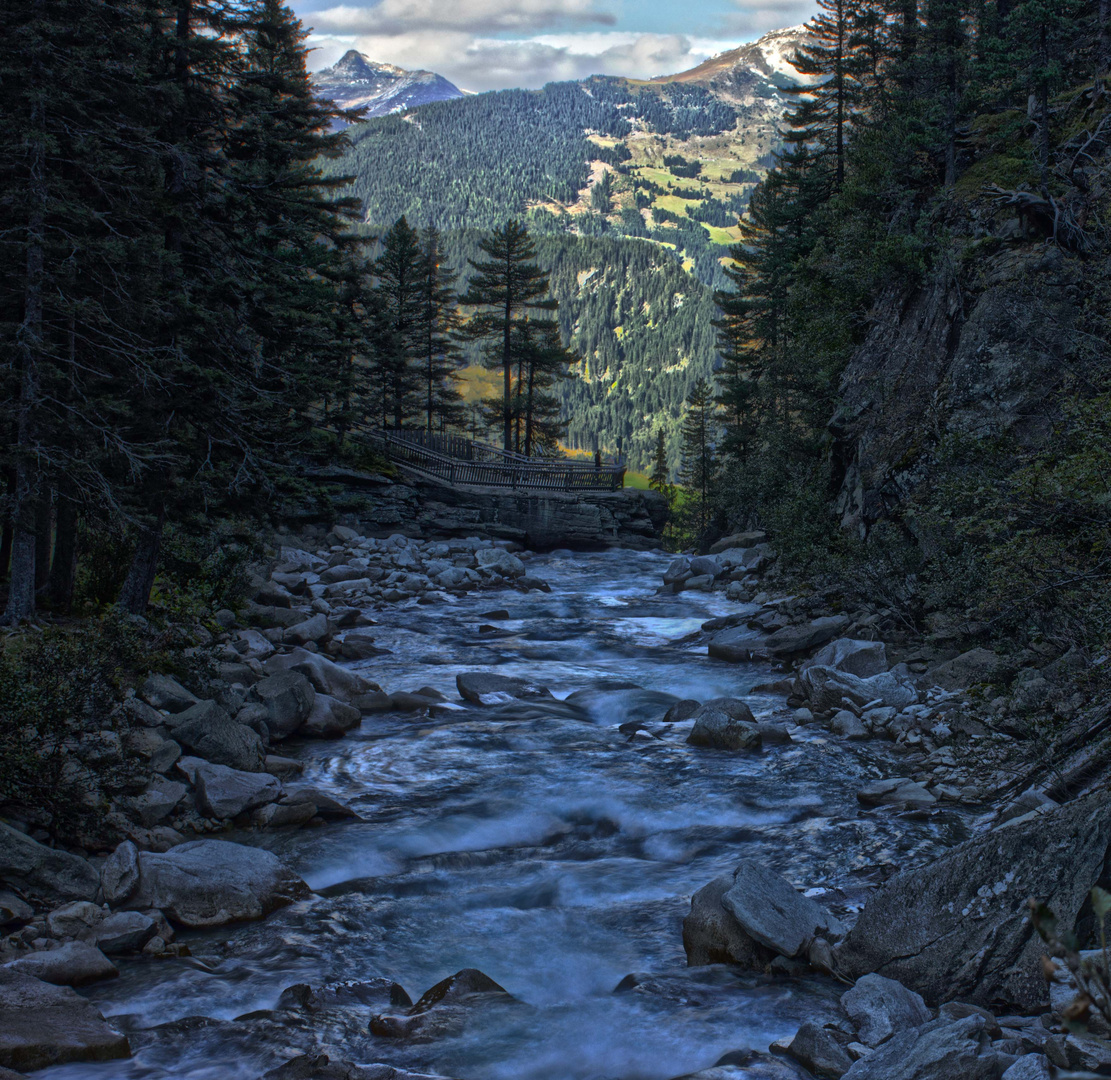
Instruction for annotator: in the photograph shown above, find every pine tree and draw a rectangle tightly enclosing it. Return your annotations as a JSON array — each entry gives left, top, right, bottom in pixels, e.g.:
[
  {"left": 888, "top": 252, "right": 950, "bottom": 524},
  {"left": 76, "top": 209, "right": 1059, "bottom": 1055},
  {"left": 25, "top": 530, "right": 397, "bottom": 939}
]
[
  {"left": 679, "top": 378, "right": 717, "bottom": 543},
  {"left": 416, "top": 226, "right": 464, "bottom": 433},
  {"left": 460, "top": 220, "right": 556, "bottom": 452},
  {"left": 514, "top": 319, "right": 575, "bottom": 456},
  {"left": 649, "top": 428, "right": 674, "bottom": 502},
  {"left": 370, "top": 217, "right": 426, "bottom": 428}
]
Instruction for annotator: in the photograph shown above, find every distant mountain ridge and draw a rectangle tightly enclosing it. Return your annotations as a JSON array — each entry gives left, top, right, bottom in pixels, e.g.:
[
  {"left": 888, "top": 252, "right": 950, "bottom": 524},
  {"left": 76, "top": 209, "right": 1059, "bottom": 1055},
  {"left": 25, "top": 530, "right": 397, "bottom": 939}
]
[{"left": 313, "top": 51, "right": 463, "bottom": 119}]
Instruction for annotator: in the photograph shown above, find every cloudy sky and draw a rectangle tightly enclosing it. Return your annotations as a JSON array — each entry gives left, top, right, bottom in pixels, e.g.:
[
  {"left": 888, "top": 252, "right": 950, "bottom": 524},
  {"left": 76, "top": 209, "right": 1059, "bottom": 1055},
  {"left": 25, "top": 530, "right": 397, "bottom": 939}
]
[{"left": 290, "top": 0, "right": 818, "bottom": 92}]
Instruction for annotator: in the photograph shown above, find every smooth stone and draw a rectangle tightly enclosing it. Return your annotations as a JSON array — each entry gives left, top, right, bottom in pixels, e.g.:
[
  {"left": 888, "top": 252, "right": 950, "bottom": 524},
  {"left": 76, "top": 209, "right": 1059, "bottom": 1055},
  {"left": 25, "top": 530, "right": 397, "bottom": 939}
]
[
  {"left": 831, "top": 710, "right": 869, "bottom": 740},
  {"left": 0, "top": 969, "right": 129, "bottom": 1071},
  {"left": 456, "top": 672, "right": 552, "bottom": 706},
  {"left": 687, "top": 709, "right": 762, "bottom": 751},
  {"left": 0, "top": 823, "right": 99, "bottom": 901},
  {"left": 856, "top": 778, "right": 936, "bottom": 809},
  {"left": 123, "top": 840, "right": 309, "bottom": 928},
  {"left": 194, "top": 764, "right": 280, "bottom": 819},
  {"left": 89, "top": 911, "right": 157, "bottom": 955},
  {"left": 683, "top": 875, "right": 774, "bottom": 969},
  {"left": 3, "top": 942, "right": 117, "bottom": 987},
  {"left": 841, "top": 974, "right": 931, "bottom": 1047},
  {"left": 663, "top": 699, "right": 700, "bottom": 723}
]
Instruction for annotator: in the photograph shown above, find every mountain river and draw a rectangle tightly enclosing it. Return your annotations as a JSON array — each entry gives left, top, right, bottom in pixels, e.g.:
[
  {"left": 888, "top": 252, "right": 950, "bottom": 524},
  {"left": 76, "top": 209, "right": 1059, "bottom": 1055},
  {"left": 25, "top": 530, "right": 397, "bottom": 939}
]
[{"left": 43, "top": 549, "right": 971, "bottom": 1080}]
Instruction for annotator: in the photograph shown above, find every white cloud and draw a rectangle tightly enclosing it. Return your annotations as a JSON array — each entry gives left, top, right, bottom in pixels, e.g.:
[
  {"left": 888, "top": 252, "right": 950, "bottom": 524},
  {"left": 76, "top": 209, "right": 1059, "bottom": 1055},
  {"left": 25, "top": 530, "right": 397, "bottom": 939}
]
[
  {"left": 722, "top": 0, "right": 816, "bottom": 35},
  {"left": 307, "top": 29, "right": 749, "bottom": 90},
  {"left": 306, "top": 0, "right": 615, "bottom": 36}
]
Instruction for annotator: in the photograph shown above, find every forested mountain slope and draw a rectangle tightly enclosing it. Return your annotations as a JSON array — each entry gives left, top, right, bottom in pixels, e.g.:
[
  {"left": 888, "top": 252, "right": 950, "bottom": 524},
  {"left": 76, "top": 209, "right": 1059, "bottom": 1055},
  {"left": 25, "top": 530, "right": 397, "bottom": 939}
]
[{"left": 322, "top": 28, "right": 807, "bottom": 468}]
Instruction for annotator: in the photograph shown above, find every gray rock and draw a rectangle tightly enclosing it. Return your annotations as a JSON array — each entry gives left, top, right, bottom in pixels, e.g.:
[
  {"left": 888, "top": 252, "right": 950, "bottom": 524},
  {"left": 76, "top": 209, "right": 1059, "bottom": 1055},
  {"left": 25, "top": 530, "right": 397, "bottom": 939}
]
[
  {"left": 140, "top": 673, "right": 199, "bottom": 713},
  {"left": 266, "top": 649, "right": 373, "bottom": 703},
  {"left": 840, "top": 1017, "right": 1010, "bottom": 1080},
  {"left": 836, "top": 794, "right": 1111, "bottom": 1009},
  {"left": 683, "top": 875, "right": 775, "bottom": 968},
  {"left": 101, "top": 841, "right": 140, "bottom": 905},
  {"left": 476, "top": 548, "right": 525, "bottom": 578},
  {"left": 800, "top": 666, "right": 917, "bottom": 712},
  {"left": 0, "top": 822, "right": 99, "bottom": 901},
  {"left": 370, "top": 968, "right": 514, "bottom": 1041},
  {"left": 766, "top": 616, "right": 851, "bottom": 658},
  {"left": 0, "top": 892, "right": 32, "bottom": 928},
  {"left": 668, "top": 1049, "right": 806, "bottom": 1079},
  {"left": 722, "top": 859, "right": 843, "bottom": 958},
  {"left": 663, "top": 557, "right": 691, "bottom": 585},
  {"left": 252, "top": 671, "right": 316, "bottom": 739},
  {"left": 194, "top": 764, "right": 280, "bottom": 818},
  {"left": 88, "top": 911, "right": 157, "bottom": 955},
  {"left": 663, "top": 699, "right": 700, "bottom": 723},
  {"left": 280, "top": 784, "right": 359, "bottom": 820},
  {"left": 46, "top": 900, "right": 103, "bottom": 938},
  {"left": 856, "top": 778, "right": 936, "bottom": 809},
  {"left": 925, "top": 649, "right": 1002, "bottom": 691},
  {"left": 1001, "top": 1054, "right": 1052, "bottom": 1080},
  {"left": 687, "top": 709, "right": 762, "bottom": 751},
  {"left": 252, "top": 801, "right": 317, "bottom": 828},
  {"left": 786, "top": 1023, "right": 853, "bottom": 1078},
  {"left": 285, "top": 613, "right": 329, "bottom": 646},
  {"left": 456, "top": 672, "right": 552, "bottom": 706},
  {"left": 299, "top": 693, "right": 361, "bottom": 738},
  {"left": 4, "top": 942, "right": 117, "bottom": 987},
  {"left": 172, "top": 704, "right": 265, "bottom": 772},
  {"left": 708, "top": 625, "right": 761, "bottom": 662},
  {"left": 689, "top": 555, "right": 722, "bottom": 579},
  {"left": 123, "top": 839, "right": 309, "bottom": 928},
  {"left": 339, "top": 632, "right": 381, "bottom": 661},
  {"left": 802, "top": 639, "right": 888, "bottom": 678},
  {"left": 710, "top": 530, "right": 767, "bottom": 553},
  {"left": 126, "top": 775, "right": 188, "bottom": 827},
  {"left": 841, "top": 974, "right": 931, "bottom": 1047},
  {"left": 1044, "top": 1032, "right": 1111, "bottom": 1073},
  {"left": 0, "top": 969, "right": 130, "bottom": 1071},
  {"left": 700, "top": 697, "right": 757, "bottom": 723},
  {"left": 831, "top": 711, "right": 869, "bottom": 739}
]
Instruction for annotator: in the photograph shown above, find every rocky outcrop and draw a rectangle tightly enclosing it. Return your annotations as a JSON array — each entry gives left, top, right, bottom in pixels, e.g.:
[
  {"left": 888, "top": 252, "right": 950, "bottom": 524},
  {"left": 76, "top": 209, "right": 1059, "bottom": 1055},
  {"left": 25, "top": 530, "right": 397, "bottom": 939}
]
[
  {"left": 0, "top": 823, "right": 99, "bottom": 902},
  {"left": 835, "top": 794, "right": 1111, "bottom": 1009},
  {"left": 119, "top": 839, "right": 310, "bottom": 928}
]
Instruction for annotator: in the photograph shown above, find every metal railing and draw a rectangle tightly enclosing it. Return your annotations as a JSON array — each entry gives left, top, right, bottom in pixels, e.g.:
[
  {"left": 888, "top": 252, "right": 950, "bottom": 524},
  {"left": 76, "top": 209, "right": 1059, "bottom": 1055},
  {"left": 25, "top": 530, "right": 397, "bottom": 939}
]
[{"left": 368, "top": 428, "right": 626, "bottom": 492}]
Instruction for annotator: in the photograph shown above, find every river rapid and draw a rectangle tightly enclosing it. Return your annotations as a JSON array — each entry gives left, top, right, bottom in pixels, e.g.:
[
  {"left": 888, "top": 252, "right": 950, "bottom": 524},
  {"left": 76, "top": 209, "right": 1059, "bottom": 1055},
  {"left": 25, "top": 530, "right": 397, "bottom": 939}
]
[{"left": 44, "top": 549, "right": 970, "bottom": 1080}]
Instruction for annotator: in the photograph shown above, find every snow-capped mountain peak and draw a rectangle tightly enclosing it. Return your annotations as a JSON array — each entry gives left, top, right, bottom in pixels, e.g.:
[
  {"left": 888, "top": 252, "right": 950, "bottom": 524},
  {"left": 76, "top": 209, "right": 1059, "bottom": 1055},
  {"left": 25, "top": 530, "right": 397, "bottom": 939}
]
[{"left": 313, "top": 52, "right": 463, "bottom": 122}]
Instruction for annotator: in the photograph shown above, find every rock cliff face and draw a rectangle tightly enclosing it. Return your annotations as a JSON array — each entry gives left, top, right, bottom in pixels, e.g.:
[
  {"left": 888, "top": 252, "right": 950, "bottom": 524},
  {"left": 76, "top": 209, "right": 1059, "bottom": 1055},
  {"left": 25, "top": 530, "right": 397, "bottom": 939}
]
[
  {"left": 832, "top": 243, "right": 1086, "bottom": 536},
  {"left": 306, "top": 468, "right": 668, "bottom": 550}
]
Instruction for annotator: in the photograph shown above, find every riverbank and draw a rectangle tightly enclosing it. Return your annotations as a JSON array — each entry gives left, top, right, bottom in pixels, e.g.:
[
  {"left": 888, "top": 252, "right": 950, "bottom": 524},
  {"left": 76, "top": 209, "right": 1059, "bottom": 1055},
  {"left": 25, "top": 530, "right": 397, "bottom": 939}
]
[{"left": 0, "top": 535, "right": 1107, "bottom": 1079}]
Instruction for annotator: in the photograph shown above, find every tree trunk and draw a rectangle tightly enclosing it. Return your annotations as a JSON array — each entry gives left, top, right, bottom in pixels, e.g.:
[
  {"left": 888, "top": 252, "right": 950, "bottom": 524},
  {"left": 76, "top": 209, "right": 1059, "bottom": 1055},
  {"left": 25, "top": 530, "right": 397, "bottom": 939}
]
[
  {"left": 117, "top": 507, "right": 164, "bottom": 615},
  {"left": 0, "top": 465, "right": 15, "bottom": 580},
  {"left": 34, "top": 494, "right": 52, "bottom": 592},
  {"left": 503, "top": 296, "right": 512, "bottom": 453},
  {"left": 1101, "top": 0, "right": 1110, "bottom": 80},
  {"left": 48, "top": 498, "right": 78, "bottom": 611}
]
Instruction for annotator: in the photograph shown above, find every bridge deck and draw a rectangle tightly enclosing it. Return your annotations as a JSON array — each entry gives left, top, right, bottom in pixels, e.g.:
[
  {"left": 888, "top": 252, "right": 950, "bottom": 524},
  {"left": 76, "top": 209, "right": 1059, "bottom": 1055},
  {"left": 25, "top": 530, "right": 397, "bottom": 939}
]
[{"left": 367, "top": 429, "right": 625, "bottom": 492}]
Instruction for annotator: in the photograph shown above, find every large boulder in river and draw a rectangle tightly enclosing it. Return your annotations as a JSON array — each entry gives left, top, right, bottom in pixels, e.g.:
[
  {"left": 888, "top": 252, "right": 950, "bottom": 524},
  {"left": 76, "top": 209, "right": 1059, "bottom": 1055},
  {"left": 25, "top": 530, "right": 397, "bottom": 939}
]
[
  {"left": 765, "top": 616, "right": 851, "bottom": 659},
  {"left": 476, "top": 547, "right": 525, "bottom": 578},
  {"left": 0, "top": 969, "right": 130, "bottom": 1071},
  {"left": 456, "top": 672, "right": 552, "bottom": 707},
  {"left": 170, "top": 702, "right": 265, "bottom": 772},
  {"left": 0, "top": 822, "right": 99, "bottom": 901},
  {"left": 835, "top": 793, "right": 1111, "bottom": 1009},
  {"left": 3, "top": 942, "right": 118, "bottom": 987},
  {"left": 121, "top": 839, "right": 309, "bottom": 928},
  {"left": 687, "top": 709, "right": 761, "bottom": 751},
  {"left": 684, "top": 861, "right": 842, "bottom": 966},
  {"left": 251, "top": 671, "right": 315, "bottom": 739}
]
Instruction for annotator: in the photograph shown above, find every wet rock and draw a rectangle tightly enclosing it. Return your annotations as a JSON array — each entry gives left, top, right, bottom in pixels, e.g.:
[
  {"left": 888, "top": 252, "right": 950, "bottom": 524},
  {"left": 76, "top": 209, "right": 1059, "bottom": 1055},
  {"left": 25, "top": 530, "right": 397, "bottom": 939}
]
[
  {"left": 0, "top": 822, "right": 99, "bottom": 901},
  {"left": 785, "top": 1022, "right": 853, "bottom": 1078},
  {"left": 925, "top": 649, "right": 1002, "bottom": 691},
  {"left": 683, "top": 875, "right": 774, "bottom": 967},
  {"left": 663, "top": 557, "right": 691, "bottom": 585},
  {"left": 252, "top": 801, "right": 317, "bottom": 828},
  {"left": 839, "top": 1016, "right": 1009, "bottom": 1080},
  {"left": 252, "top": 672, "right": 316, "bottom": 740},
  {"left": 90, "top": 911, "right": 157, "bottom": 955},
  {"left": 1000, "top": 1054, "right": 1052, "bottom": 1079},
  {"left": 277, "top": 978, "right": 411, "bottom": 1013},
  {"left": 476, "top": 548, "right": 525, "bottom": 578},
  {"left": 687, "top": 709, "right": 761, "bottom": 751},
  {"left": 841, "top": 974, "right": 931, "bottom": 1047},
  {"left": 836, "top": 794, "right": 1111, "bottom": 1009},
  {"left": 370, "top": 968, "right": 515, "bottom": 1042},
  {"left": 831, "top": 711, "right": 869, "bottom": 740},
  {"left": 266, "top": 650, "right": 374, "bottom": 703},
  {"left": 669, "top": 1048, "right": 808, "bottom": 1079},
  {"left": 172, "top": 704, "right": 265, "bottom": 772},
  {"left": 141, "top": 673, "right": 199, "bottom": 713},
  {"left": 265, "top": 755, "right": 305, "bottom": 780},
  {"left": 766, "top": 616, "right": 851, "bottom": 659},
  {"left": 260, "top": 1055, "right": 458, "bottom": 1080},
  {"left": 758, "top": 721, "right": 792, "bottom": 744},
  {"left": 689, "top": 555, "right": 722, "bottom": 579},
  {"left": 123, "top": 839, "right": 309, "bottom": 928},
  {"left": 722, "top": 859, "right": 844, "bottom": 958},
  {"left": 456, "top": 672, "right": 552, "bottom": 706},
  {"left": 298, "top": 694, "right": 361, "bottom": 738},
  {"left": 339, "top": 633, "right": 381, "bottom": 661},
  {"left": 195, "top": 764, "right": 280, "bottom": 818},
  {"left": 0, "top": 892, "right": 32, "bottom": 929},
  {"left": 126, "top": 775, "right": 188, "bottom": 827},
  {"left": 0, "top": 969, "right": 130, "bottom": 1071},
  {"left": 280, "top": 784, "right": 359, "bottom": 820},
  {"left": 663, "top": 699, "right": 700, "bottom": 723},
  {"left": 855, "top": 778, "right": 936, "bottom": 809},
  {"left": 3, "top": 942, "right": 118, "bottom": 987},
  {"left": 101, "top": 841, "right": 140, "bottom": 905},
  {"left": 802, "top": 639, "right": 888, "bottom": 679}
]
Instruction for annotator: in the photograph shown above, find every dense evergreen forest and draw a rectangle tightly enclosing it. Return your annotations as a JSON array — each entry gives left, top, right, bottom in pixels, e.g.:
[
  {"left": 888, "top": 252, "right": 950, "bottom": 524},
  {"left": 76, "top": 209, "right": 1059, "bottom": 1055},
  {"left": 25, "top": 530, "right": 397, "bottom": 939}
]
[{"left": 696, "top": 0, "right": 1111, "bottom": 656}]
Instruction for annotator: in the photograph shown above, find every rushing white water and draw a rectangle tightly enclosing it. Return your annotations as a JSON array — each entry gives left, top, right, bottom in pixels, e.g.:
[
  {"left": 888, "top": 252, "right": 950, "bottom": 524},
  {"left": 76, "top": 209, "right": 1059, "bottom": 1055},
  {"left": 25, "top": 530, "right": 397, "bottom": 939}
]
[{"left": 43, "top": 550, "right": 968, "bottom": 1080}]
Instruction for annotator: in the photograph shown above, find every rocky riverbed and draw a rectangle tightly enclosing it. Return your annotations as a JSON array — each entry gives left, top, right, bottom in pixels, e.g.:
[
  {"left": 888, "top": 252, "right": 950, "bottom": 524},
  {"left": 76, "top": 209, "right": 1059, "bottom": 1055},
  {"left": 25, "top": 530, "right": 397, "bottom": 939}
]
[{"left": 1, "top": 535, "right": 1109, "bottom": 1080}]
